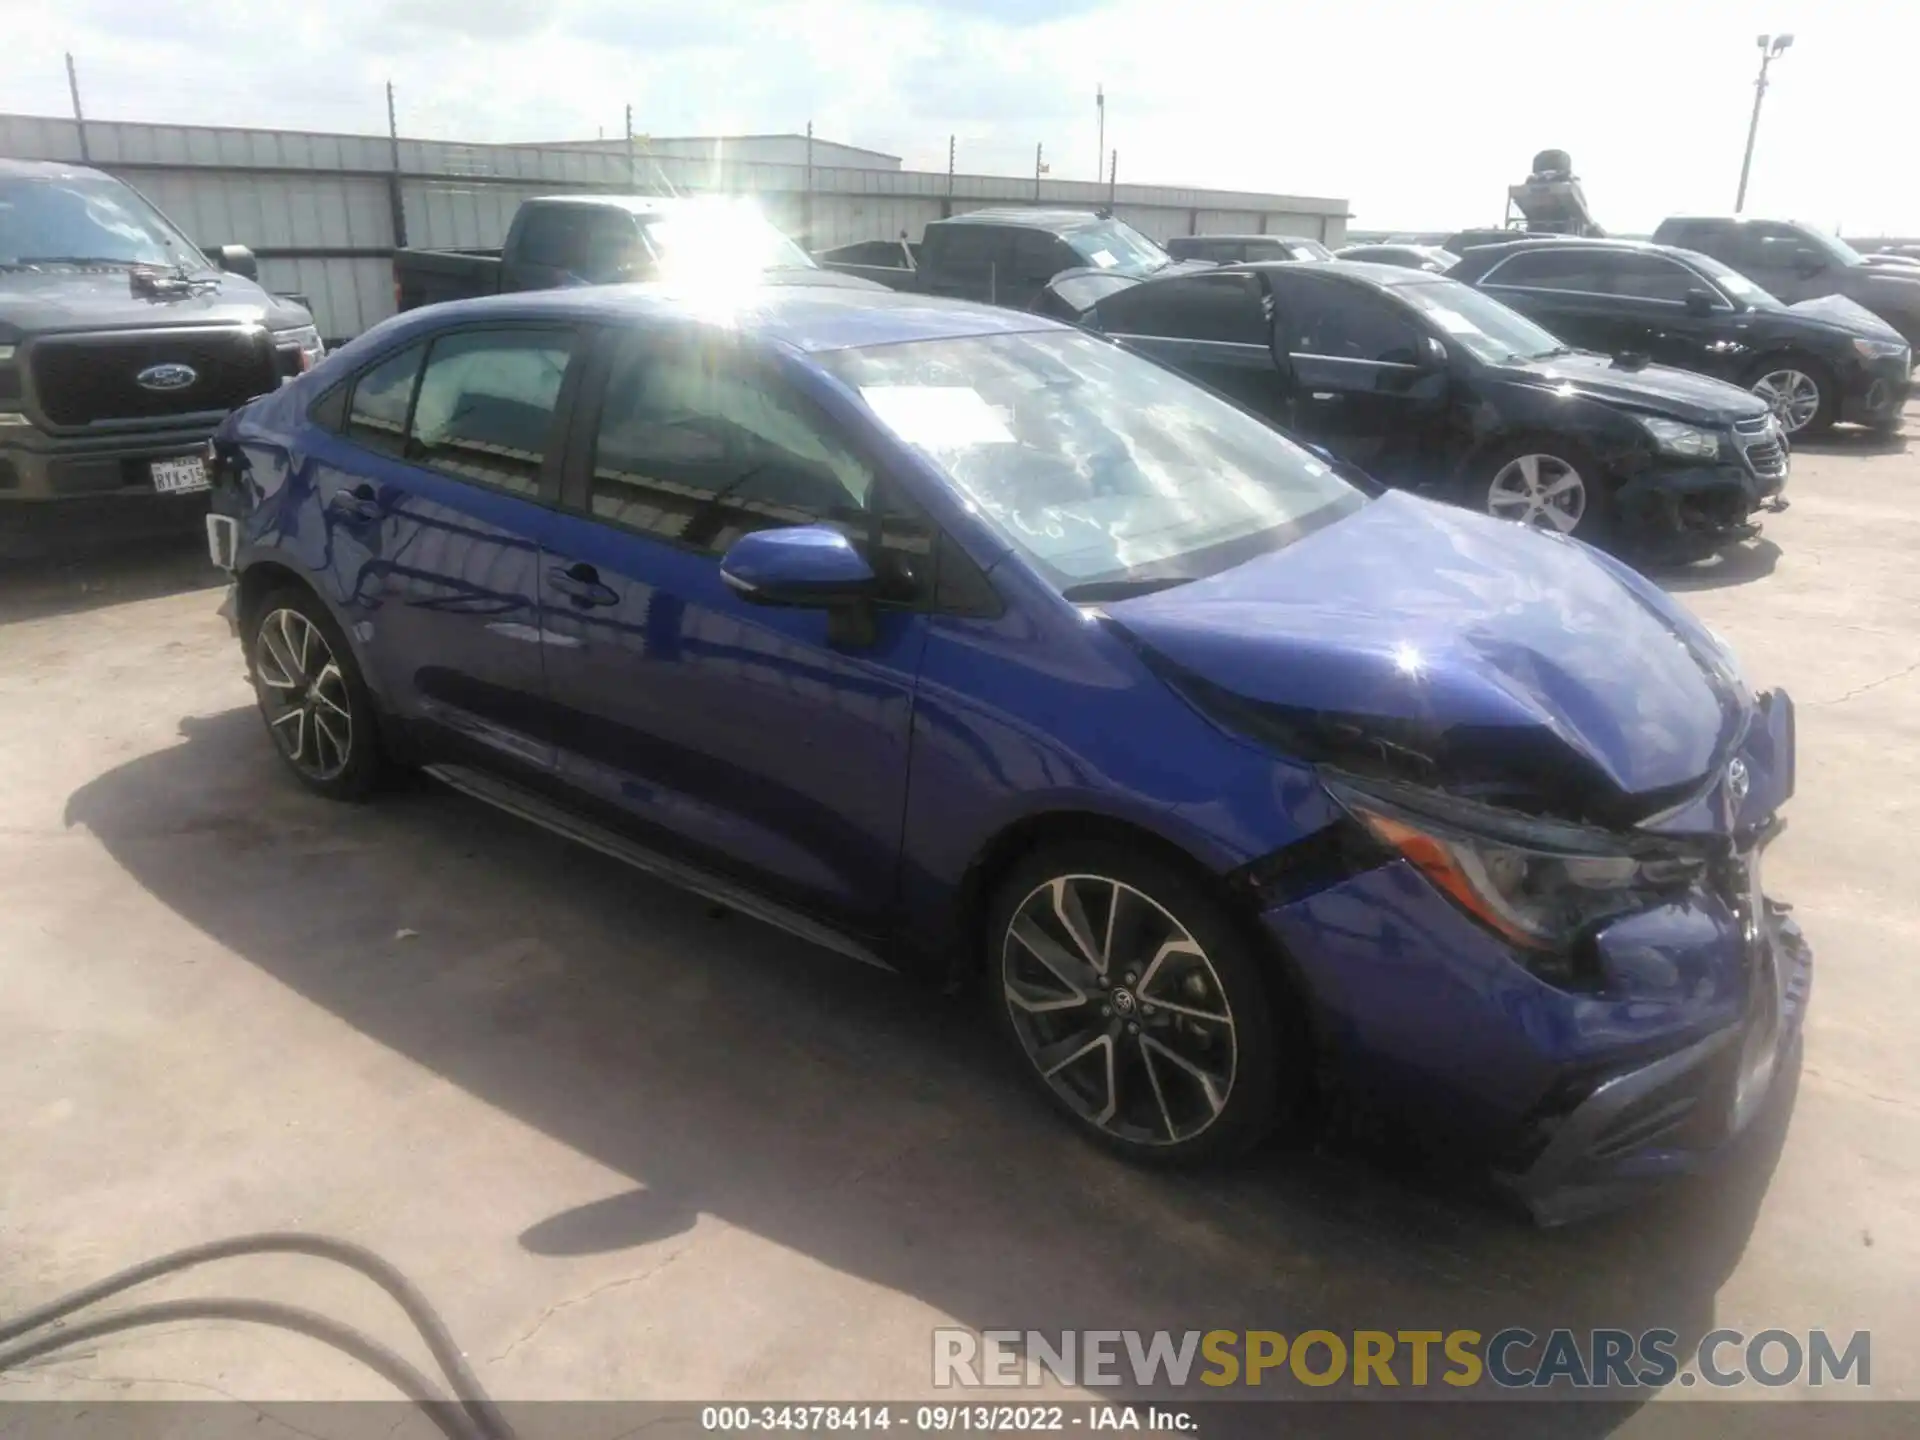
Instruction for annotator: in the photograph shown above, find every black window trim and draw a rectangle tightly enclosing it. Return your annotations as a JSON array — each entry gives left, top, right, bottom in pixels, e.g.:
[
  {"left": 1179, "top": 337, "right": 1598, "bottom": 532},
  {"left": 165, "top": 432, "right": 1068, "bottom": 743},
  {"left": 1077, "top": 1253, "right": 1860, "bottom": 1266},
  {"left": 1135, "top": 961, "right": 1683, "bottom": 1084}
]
[
  {"left": 1277, "top": 273, "right": 1430, "bottom": 370},
  {"left": 1478, "top": 248, "right": 1736, "bottom": 312}
]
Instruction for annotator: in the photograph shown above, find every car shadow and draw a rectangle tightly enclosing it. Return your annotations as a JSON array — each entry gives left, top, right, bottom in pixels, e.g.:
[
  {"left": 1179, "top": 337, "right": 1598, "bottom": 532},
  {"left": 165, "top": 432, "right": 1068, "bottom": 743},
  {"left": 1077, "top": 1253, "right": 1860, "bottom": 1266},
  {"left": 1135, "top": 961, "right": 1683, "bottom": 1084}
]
[
  {"left": 1790, "top": 423, "right": 1909, "bottom": 457},
  {"left": 1647, "top": 538, "right": 1782, "bottom": 594},
  {"left": 0, "top": 533, "right": 224, "bottom": 625},
  {"left": 60, "top": 708, "right": 1800, "bottom": 1434}
]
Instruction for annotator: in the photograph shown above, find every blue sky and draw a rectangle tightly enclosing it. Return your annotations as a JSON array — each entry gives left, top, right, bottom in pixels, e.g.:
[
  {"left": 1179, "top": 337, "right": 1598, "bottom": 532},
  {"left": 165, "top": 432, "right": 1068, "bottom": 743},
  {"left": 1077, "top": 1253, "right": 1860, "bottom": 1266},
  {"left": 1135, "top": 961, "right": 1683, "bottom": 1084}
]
[{"left": 11, "top": 1, "right": 1919, "bottom": 237}]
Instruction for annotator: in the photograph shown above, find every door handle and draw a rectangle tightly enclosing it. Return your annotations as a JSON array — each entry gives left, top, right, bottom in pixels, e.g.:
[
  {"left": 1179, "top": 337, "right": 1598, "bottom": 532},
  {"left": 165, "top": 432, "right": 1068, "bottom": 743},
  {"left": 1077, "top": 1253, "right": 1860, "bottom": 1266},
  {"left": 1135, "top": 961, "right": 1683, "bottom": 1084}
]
[
  {"left": 328, "top": 482, "right": 380, "bottom": 522},
  {"left": 547, "top": 561, "right": 619, "bottom": 609}
]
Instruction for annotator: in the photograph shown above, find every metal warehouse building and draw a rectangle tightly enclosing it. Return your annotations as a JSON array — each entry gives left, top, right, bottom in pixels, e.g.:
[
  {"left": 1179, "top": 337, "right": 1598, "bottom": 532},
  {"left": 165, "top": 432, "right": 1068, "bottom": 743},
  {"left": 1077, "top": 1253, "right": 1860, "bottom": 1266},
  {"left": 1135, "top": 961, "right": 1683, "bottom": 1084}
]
[{"left": 0, "top": 114, "right": 1349, "bottom": 343}]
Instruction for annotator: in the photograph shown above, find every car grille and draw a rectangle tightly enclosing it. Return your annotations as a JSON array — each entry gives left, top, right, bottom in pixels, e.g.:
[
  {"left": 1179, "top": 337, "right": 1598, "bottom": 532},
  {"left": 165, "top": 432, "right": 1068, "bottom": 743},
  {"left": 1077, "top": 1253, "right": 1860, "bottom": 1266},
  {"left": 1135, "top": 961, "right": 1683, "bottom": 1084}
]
[
  {"left": 1732, "top": 417, "right": 1787, "bottom": 480},
  {"left": 30, "top": 328, "right": 279, "bottom": 428}
]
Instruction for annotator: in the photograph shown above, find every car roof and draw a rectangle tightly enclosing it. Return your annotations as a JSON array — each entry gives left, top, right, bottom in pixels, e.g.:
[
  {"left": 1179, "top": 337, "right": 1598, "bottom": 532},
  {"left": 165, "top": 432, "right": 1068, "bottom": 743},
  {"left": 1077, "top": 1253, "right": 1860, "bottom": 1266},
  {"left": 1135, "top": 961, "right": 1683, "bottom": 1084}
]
[
  {"left": 0, "top": 158, "right": 113, "bottom": 181},
  {"left": 522, "top": 194, "right": 719, "bottom": 216},
  {"left": 938, "top": 207, "right": 1121, "bottom": 233},
  {"left": 378, "top": 282, "right": 1064, "bottom": 354},
  {"left": 1178, "top": 234, "right": 1314, "bottom": 244},
  {"left": 1451, "top": 236, "right": 1704, "bottom": 268},
  {"left": 1224, "top": 258, "right": 1442, "bottom": 287}
]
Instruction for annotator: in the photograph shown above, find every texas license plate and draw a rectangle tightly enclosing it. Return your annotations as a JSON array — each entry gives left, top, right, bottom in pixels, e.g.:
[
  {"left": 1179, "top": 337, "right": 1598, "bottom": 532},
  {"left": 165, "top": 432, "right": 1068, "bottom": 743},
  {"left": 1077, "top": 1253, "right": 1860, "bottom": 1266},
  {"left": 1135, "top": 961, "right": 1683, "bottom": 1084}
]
[{"left": 151, "top": 455, "right": 209, "bottom": 494}]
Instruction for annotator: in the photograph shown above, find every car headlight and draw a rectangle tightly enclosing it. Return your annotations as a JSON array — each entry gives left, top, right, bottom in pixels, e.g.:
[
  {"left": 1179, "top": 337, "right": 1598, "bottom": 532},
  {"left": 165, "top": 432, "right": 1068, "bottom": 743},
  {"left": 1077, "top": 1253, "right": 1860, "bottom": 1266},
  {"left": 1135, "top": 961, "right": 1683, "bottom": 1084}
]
[
  {"left": 1324, "top": 773, "right": 1707, "bottom": 959},
  {"left": 1635, "top": 415, "right": 1722, "bottom": 459},
  {"left": 272, "top": 325, "right": 326, "bottom": 375},
  {"left": 1852, "top": 336, "right": 1909, "bottom": 361}
]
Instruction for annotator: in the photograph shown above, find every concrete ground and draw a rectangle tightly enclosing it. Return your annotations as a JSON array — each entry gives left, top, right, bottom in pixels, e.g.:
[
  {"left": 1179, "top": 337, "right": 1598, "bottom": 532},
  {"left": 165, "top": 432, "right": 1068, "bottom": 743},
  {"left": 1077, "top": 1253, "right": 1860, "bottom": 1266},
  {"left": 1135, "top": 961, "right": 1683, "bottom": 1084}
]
[{"left": 2, "top": 412, "right": 1916, "bottom": 1433}]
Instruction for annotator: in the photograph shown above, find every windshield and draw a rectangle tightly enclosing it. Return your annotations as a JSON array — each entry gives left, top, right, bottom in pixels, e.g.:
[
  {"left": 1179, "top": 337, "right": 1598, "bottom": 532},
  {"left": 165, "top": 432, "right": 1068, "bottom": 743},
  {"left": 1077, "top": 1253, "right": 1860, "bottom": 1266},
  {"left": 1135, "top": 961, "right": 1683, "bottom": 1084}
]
[
  {"left": 638, "top": 201, "right": 816, "bottom": 279},
  {"left": 1677, "top": 249, "right": 1783, "bottom": 308},
  {"left": 1796, "top": 226, "right": 1866, "bottom": 268},
  {"left": 1281, "top": 238, "right": 1334, "bottom": 261},
  {"left": 0, "top": 175, "right": 207, "bottom": 269},
  {"left": 818, "top": 329, "right": 1363, "bottom": 596},
  {"left": 1063, "top": 219, "right": 1171, "bottom": 276},
  {"left": 1395, "top": 279, "right": 1572, "bottom": 364}
]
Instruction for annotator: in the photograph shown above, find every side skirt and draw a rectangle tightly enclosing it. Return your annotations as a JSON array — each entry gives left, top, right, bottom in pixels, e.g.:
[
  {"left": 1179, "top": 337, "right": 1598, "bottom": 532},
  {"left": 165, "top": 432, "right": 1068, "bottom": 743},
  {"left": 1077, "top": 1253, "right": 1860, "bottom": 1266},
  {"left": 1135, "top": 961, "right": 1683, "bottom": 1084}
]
[{"left": 422, "top": 763, "right": 899, "bottom": 975}]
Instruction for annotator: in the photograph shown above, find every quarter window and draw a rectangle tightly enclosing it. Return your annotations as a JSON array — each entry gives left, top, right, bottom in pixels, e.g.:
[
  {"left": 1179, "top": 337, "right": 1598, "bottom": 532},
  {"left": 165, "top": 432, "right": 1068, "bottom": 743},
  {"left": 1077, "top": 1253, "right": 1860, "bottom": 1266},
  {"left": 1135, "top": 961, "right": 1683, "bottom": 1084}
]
[
  {"left": 409, "top": 328, "right": 575, "bottom": 497},
  {"left": 1480, "top": 249, "right": 1612, "bottom": 294},
  {"left": 1609, "top": 253, "right": 1706, "bottom": 303},
  {"left": 588, "top": 336, "right": 875, "bottom": 554},
  {"left": 344, "top": 342, "right": 425, "bottom": 458}
]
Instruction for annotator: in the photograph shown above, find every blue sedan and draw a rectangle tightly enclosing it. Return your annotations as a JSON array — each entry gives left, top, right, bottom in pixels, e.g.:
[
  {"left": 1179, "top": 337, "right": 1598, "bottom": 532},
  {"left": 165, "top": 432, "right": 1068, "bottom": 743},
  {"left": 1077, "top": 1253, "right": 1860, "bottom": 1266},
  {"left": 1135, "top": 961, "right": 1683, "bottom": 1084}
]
[{"left": 207, "top": 284, "right": 1808, "bottom": 1221}]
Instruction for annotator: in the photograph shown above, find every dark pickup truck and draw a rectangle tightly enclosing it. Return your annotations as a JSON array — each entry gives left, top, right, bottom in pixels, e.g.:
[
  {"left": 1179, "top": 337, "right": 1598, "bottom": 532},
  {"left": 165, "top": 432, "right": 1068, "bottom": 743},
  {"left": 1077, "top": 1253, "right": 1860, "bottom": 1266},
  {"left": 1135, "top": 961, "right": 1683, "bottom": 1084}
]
[
  {"left": 1, "top": 159, "right": 322, "bottom": 555},
  {"left": 816, "top": 207, "right": 1202, "bottom": 311},
  {"left": 393, "top": 194, "right": 879, "bottom": 310}
]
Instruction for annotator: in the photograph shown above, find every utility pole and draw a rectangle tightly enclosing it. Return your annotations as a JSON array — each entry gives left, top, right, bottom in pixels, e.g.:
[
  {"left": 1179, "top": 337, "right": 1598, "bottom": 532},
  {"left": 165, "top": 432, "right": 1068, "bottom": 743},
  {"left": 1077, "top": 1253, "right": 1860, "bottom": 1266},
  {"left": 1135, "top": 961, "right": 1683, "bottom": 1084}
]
[
  {"left": 1736, "top": 33, "right": 1794, "bottom": 213},
  {"left": 945, "top": 133, "right": 955, "bottom": 218},
  {"left": 1108, "top": 149, "right": 1117, "bottom": 210},
  {"left": 1035, "top": 142, "right": 1045, "bottom": 201},
  {"left": 804, "top": 120, "right": 815, "bottom": 249},
  {"left": 385, "top": 80, "right": 407, "bottom": 248},
  {"left": 65, "top": 52, "right": 88, "bottom": 163},
  {"left": 625, "top": 104, "right": 635, "bottom": 190},
  {"left": 1096, "top": 85, "right": 1105, "bottom": 183}
]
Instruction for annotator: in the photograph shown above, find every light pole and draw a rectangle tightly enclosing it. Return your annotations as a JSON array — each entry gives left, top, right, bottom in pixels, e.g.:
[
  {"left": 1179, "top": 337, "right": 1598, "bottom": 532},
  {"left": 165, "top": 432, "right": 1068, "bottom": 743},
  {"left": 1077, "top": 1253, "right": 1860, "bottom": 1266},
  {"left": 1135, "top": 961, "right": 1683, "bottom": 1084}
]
[{"left": 1735, "top": 32, "right": 1794, "bottom": 213}]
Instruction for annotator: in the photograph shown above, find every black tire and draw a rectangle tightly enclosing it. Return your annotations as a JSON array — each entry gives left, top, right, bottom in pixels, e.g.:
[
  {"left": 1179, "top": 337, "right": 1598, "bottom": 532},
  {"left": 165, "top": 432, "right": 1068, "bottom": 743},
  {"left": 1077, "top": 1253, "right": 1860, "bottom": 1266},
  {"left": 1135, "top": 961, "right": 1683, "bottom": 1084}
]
[
  {"left": 245, "top": 584, "right": 385, "bottom": 801},
  {"left": 985, "top": 839, "right": 1300, "bottom": 1165},
  {"left": 1745, "top": 355, "right": 1838, "bottom": 438},
  {"left": 1462, "top": 437, "right": 1610, "bottom": 543}
]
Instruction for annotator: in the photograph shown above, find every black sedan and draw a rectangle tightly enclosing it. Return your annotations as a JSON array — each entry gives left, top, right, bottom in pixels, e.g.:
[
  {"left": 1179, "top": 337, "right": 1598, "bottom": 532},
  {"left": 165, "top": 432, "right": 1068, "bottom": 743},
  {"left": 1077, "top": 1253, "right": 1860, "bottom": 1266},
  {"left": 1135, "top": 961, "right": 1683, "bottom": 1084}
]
[
  {"left": 1337, "top": 243, "right": 1460, "bottom": 272},
  {"left": 1448, "top": 238, "right": 1912, "bottom": 437},
  {"left": 1082, "top": 261, "right": 1788, "bottom": 556}
]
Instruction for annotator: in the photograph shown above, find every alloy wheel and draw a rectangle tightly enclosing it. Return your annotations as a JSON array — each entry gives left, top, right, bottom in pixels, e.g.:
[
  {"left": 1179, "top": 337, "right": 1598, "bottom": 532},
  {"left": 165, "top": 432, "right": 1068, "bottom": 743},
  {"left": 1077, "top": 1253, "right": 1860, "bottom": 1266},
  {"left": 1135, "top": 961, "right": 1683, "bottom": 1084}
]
[
  {"left": 1487, "top": 453, "right": 1587, "bottom": 533},
  {"left": 1001, "top": 874, "right": 1238, "bottom": 1146},
  {"left": 1751, "top": 369, "right": 1822, "bottom": 434},
  {"left": 254, "top": 607, "right": 354, "bottom": 782}
]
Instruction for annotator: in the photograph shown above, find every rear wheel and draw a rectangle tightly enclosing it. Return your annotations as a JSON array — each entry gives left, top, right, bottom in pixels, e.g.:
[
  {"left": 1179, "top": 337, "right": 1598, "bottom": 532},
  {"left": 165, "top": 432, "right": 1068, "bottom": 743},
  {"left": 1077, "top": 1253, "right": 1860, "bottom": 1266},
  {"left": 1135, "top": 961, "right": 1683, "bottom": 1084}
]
[
  {"left": 987, "top": 841, "right": 1297, "bottom": 1164},
  {"left": 246, "top": 587, "right": 384, "bottom": 800},
  {"left": 1747, "top": 358, "right": 1836, "bottom": 437}
]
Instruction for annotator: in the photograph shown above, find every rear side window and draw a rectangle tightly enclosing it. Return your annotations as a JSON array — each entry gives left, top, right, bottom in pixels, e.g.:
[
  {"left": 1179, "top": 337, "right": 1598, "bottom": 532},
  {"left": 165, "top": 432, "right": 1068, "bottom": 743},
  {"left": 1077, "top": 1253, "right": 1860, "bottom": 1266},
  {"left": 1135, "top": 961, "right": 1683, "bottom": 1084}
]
[
  {"left": 345, "top": 342, "right": 425, "bottom": 457},
  {"left": 928, "top": 225, "right": 999, "bottom": 268},
  {"left": 1010, "top": 229, "right": 1073, "bottom": 286},
  {"left": 1281, "top": 279, "right": 1424, "bottom": 365},
  {"left": 409, "top": 328, "right": 575, "bottom": 497},
  {"left": 517, "top": 207, "right": 639, "bottom": 282},
  {"left": 1097, "top": 272, "right": 1269, "bottom": 344},
  {"left": 1480, "top": 249, "right": 1612, "bottom": 293}
]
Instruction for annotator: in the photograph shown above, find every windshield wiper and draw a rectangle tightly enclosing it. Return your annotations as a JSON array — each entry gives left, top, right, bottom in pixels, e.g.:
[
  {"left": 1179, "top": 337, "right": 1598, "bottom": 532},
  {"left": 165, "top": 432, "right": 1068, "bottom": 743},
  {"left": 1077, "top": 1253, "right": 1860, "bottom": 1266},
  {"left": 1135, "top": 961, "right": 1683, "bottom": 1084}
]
[
  {"left": 1526, "top": 345, "right": 1576, "bottom": 359},
  {"left": 1061, "top": 575, "right": 1195, "bottom": 602}
]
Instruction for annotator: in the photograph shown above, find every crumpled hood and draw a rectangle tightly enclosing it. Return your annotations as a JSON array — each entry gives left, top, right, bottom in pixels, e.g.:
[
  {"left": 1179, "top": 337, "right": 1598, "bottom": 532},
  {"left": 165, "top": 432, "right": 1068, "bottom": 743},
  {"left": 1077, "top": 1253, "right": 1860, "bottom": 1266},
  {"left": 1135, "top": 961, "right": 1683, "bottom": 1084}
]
[
  {"left": 1106, "top": 492, "right": 1745, "bottom": 823},
  {"left": 1496, "top": 351, "right": 1772, "bottom": 427},
  {"left": 0, "top": 267, "right": 309, "bottom": 338},
  {"left": 1784, "top": 292, "right": 1905, "bottom": 338}
]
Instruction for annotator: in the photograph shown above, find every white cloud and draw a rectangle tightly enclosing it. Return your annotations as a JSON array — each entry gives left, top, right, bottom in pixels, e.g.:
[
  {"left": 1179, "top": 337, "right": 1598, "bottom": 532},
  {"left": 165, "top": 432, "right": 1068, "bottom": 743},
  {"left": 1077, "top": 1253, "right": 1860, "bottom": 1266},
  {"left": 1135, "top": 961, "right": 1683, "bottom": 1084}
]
[{"left": 9, "top": 0, "right": 1920, "bottom": 235}]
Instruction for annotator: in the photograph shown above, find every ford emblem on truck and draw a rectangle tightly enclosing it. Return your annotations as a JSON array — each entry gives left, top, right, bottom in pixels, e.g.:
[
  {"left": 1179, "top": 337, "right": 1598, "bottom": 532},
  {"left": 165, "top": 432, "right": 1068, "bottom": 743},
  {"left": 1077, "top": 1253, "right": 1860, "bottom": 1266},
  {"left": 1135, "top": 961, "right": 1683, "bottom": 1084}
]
[{"left": 136, "top": 363, "right": 198, "bottom": 392}]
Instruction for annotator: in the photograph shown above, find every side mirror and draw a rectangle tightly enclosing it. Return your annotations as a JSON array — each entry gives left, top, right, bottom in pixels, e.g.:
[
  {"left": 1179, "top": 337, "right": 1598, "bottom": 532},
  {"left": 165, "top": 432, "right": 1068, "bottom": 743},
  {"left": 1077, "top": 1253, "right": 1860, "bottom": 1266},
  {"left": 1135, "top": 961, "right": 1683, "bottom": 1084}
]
[
  {"left": 1684, "top": 288, "right": 1718, "bottom": 318},
  {"left": 719, "top": 525, "right": 878, "bottom": 609},
  {"left": 1417, "top": 335, "right": 1449, "bottom": 369},
  {"left": 213, "top": 244, "right": 259, "bottom": 282}
]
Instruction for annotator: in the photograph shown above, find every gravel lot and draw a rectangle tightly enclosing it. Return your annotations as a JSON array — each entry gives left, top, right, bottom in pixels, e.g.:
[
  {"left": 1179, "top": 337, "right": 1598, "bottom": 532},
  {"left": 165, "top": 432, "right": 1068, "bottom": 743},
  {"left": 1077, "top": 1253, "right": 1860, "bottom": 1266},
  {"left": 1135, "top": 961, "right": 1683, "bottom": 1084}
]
[{"left": 2, "top": 412, "right": 1916, "bottom": 1433}]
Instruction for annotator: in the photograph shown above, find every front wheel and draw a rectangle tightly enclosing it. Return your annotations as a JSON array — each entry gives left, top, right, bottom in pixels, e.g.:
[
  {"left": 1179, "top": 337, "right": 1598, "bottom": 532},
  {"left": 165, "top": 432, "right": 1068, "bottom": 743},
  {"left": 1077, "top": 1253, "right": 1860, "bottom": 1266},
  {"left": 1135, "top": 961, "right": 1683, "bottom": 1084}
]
[
  {"left": 1470, "top": 441, "right": 1607, "bottom": 541},
  {"left": 1747, "top": 360, "right": 1836, "bottom": 437},
  {"left": 246, "top": 587, "right": 384, "bottom": 800},
  {"left": 987, "top": 842, "right": 1297, "bottom": 1164}
]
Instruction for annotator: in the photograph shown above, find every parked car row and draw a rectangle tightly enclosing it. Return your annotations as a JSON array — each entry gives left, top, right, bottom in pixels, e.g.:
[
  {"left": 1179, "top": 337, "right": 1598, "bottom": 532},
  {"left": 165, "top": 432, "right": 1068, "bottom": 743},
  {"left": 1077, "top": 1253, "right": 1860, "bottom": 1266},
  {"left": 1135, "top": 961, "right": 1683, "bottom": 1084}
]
[{"left": 207, "top": 275, "right": 1811, "bottom": 1223}]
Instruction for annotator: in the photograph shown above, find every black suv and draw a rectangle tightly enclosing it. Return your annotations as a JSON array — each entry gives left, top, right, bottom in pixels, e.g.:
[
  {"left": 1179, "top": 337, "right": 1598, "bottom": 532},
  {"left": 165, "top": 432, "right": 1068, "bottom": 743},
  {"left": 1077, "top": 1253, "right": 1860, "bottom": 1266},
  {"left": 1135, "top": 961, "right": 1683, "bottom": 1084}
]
[
  {"left": 1, "top": 160, "right": 320, "bottom": 555},
  {"left": 1449, "top": 238, "right": 1912, "bottom": 437},
  {"left": 1653, "top": 217, "right": 1920, "bottom": 353},
  {"left": 1083, "top": 261, "right": 1788, "bottom": 555}
]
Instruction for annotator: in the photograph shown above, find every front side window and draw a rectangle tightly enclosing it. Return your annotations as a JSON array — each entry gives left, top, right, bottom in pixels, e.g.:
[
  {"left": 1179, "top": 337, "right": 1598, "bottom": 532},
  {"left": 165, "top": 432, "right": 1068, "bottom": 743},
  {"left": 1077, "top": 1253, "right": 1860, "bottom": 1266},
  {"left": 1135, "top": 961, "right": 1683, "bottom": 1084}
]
[
  {"left": 1676, "top": 248, "right": 1782, "bottom": 308},
  {"left": 515, "top": 208, "right": 593, "bottom": 272},
  {"left": 345, "top": 342, "right": 426, "bottom": 458},
  {"left": 589, "top": 335, "right": 874, "bottom": 553},
  {"left": 409, "top": 328, "right": 575, "bottom": 497},
  {"left": 1395, "top": 280, "right": 1569, "bottom": 365},
  {"left": 1282, "top": 278, "right": 1424, "bottom": 364},
  {"left": 0, "top": 175, "right": 206, "bottom": 270},
  {"left": 1062, "top": 219, "right": 1170, "bottom": 276},
  {"left": 818, "top": 329, "right": 1362, "bottom": 597}
]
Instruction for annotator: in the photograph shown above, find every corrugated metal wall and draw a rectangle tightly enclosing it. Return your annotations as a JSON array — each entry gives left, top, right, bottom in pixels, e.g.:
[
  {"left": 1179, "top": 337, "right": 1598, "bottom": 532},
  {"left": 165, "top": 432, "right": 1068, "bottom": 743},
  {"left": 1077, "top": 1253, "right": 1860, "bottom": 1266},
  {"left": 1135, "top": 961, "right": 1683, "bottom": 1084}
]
[{"left": 1, "top": 113, "right": 1350, "bottom": 342}]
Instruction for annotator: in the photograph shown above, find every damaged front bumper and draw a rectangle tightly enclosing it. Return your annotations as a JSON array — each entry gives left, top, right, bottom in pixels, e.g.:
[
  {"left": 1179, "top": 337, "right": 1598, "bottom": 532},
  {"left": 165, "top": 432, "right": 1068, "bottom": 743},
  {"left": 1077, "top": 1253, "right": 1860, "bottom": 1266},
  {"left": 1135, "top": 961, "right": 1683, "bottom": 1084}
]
[{"left": 1615, "top": 451, "right": 1787, "bottom": 556}]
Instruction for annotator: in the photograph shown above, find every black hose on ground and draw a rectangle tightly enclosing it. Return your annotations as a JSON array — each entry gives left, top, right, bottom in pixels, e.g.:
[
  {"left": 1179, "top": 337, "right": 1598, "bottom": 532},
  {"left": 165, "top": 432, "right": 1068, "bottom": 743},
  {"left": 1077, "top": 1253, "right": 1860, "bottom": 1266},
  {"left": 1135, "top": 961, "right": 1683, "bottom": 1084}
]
[{"left": 0, "top": 1232, "right": 513, "bottom": 1440}]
